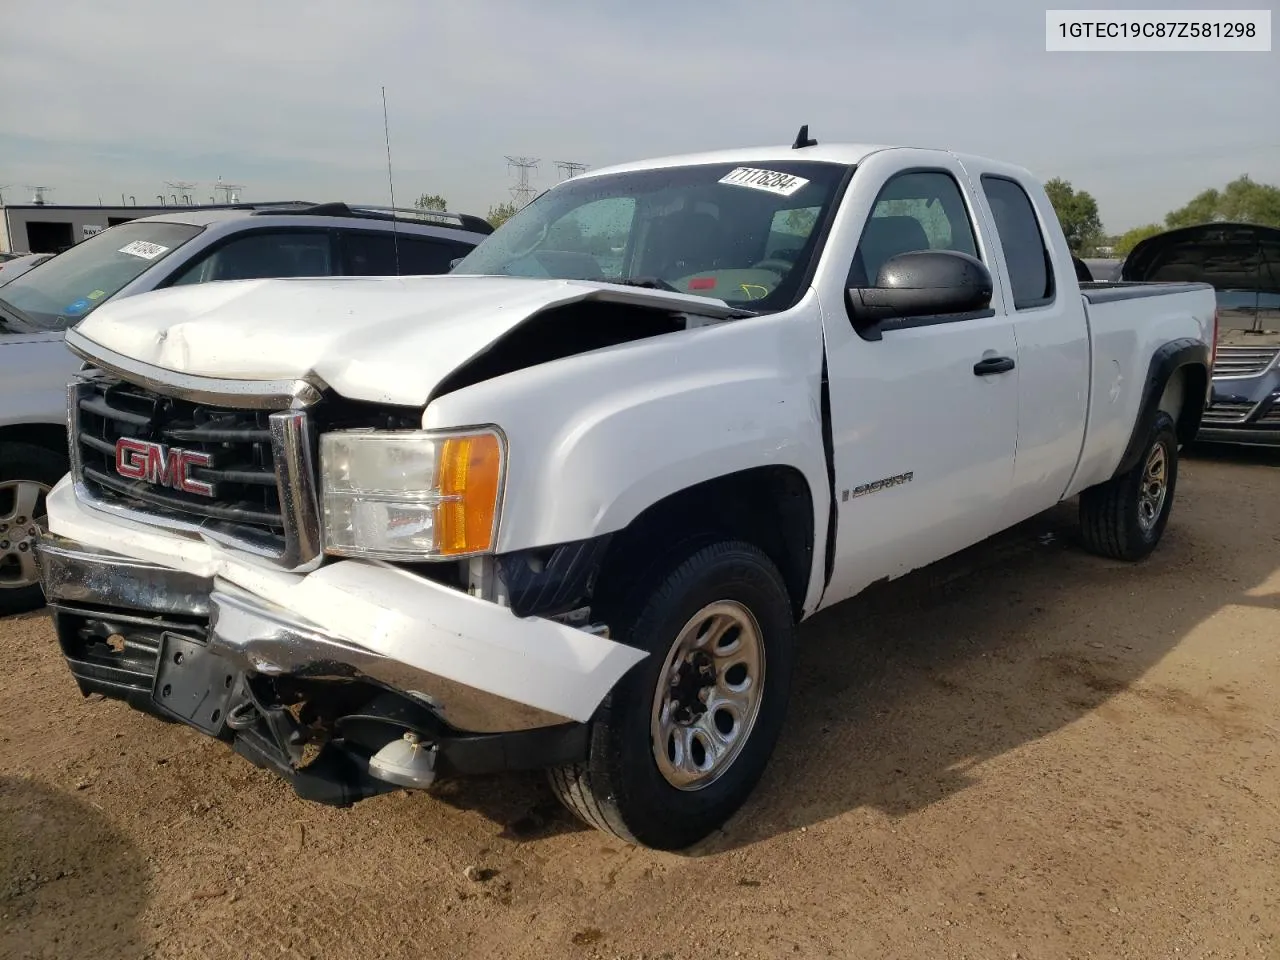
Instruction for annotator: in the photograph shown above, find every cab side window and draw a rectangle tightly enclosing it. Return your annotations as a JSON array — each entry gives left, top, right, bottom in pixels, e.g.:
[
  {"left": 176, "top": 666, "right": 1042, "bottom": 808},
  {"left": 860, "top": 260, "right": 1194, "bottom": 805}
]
[
  {"left": 981, "top": 175, "right": 1055, "bottom": 309},
  {"left": 848, "top": 171, "right": 980, "bottom": 289},
  {"left": 342, "top": 232, "right": 474, "bottom": 276},
  {"left": 169, "top": 230, "right": 333, "bottom": 285}
]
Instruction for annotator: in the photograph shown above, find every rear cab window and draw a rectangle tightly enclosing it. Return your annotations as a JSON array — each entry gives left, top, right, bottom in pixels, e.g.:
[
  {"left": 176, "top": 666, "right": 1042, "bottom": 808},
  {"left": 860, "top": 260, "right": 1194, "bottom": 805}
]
[
  {"left": 980, "top": 175, "right": 1055, "bottom": 309},
  {"left": 0, "top": 221, "right": 202, "bottom": 330}
]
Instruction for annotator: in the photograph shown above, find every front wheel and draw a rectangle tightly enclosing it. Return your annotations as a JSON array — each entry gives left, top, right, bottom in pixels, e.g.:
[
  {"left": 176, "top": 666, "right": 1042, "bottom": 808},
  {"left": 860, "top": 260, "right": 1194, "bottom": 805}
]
[
  {"left": 1079, "top": 411, "right": 1179, "bottom": 562},
  {"left": 549, "top": 540, "right": 796, "bottom": 849},
  {"left": 0, "top": 442, "right": 67, "bottom": 616}
]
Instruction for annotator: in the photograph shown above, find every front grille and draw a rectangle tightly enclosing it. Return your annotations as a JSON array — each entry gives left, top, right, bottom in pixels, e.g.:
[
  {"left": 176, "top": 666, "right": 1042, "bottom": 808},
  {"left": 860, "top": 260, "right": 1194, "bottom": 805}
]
[
  {"left": 1258, "top": 397, "right": 1280, "bottom": 425},
  {"left": 1201, "top": 400, "right": 1256, "bottom": 425},
  {"left": 76, "top": 378, "right": 283, "bottom": 536},
  {"left": 70, "top": 375, "right": 320, "bottom": 566},
  {"left": 1213, "top": 345, "right": 1279, "bottom": 378}
]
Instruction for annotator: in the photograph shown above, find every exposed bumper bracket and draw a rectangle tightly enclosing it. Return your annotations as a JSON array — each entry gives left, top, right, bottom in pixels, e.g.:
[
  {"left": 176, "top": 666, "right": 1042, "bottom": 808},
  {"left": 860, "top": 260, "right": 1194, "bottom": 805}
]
[{"left": 35, "top": 529, "right": 577, "bottom": 733}]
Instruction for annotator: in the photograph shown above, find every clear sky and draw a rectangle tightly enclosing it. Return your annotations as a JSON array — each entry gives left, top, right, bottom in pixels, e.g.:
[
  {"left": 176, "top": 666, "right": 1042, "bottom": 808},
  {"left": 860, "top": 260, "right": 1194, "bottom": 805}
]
[{"left": 1, "top": 0, "right": 1275, "bottom": 232}]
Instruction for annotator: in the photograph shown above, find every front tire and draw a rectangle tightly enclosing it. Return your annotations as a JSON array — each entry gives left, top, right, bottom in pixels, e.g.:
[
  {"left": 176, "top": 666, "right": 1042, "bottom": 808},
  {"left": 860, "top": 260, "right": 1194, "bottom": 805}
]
[
  {"left": 0, "top": 441, "right": 67, "bottom": 616},
  {"left": 549, "top": 540, "right": 796, "bottom": 850},
  {"left": 1079, "top": 411, "right": 1179, "bottom": 561}
]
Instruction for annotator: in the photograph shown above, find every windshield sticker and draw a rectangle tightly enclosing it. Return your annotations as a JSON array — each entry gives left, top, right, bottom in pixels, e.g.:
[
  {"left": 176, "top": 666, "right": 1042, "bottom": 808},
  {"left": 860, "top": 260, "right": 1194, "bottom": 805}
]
[
  {"left": 718, "top": 167, "right": 810, "bottom": 197},
  {"left": 65, "top": 299, "right": 92, "bottom": 316},
  {"left": 118, "top": 240, "right": 169, "bottom": 260},
  {"left": 87, "top": 289, "right": 107, "bottom": 301}
]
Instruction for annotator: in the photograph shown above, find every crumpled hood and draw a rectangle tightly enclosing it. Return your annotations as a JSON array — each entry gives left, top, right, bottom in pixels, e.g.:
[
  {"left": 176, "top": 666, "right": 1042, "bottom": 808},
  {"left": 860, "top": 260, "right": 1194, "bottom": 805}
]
[{"left": 68, "top": 275, "right": 738, "bottom": 407}]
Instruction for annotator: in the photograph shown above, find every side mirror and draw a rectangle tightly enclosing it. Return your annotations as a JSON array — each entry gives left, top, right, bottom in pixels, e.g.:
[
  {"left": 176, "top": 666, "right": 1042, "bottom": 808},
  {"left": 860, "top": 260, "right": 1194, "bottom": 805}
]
[
  {"left": 846, "top": 249, "right": 992, "bottom": 341},
  {"left": 449, "top": 257, "right": 465, "bottom": 271}
]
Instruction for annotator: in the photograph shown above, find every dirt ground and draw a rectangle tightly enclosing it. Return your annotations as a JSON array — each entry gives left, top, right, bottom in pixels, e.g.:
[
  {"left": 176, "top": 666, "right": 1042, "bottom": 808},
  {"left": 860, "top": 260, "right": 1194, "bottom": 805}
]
[{"left": 2, "top": 444, "right": 1278, "bottom": 960}]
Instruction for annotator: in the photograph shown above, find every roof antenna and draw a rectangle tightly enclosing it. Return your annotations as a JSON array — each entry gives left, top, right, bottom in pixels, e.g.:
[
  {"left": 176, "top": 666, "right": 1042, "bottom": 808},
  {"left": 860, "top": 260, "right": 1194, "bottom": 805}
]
[
  {"left": 792, "top": 124, "right": 817, "bottom": 149},
  {"left": 381, "top": 85, "right": 401, "bottom": 274}
]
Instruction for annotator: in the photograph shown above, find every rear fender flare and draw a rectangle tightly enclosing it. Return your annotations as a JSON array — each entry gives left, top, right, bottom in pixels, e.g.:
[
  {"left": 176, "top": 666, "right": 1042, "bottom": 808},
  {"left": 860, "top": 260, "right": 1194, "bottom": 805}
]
[{"left": 1113, "top": 338, "right": 1209, "bottom": 477}]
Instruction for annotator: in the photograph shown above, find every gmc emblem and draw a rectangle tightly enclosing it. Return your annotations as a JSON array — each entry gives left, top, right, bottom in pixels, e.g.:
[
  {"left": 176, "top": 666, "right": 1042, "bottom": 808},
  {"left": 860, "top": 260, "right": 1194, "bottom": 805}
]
[{"left": 114, "top": 438, "right": 215, "bottom": 497}]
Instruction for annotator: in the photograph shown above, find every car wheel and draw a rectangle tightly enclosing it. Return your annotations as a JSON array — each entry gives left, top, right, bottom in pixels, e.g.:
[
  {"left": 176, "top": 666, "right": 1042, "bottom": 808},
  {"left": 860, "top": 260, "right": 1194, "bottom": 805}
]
[
  {"left": 548, "top": 539, "right": 796, "bottom": 850},
  {"left": 0, "top": 442, "right": 67, "bottom": 616},
  {"left": 1079, "top": 411, "right": 1178, "bottom": 562}
]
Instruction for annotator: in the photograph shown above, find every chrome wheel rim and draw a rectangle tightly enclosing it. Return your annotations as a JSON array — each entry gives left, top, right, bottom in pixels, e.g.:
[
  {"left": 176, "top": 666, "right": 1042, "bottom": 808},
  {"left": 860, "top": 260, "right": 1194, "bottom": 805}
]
[
  {"left": 1137, "top": 443, "right": 1168, "bottom": 533},
  {"left": 650, "top": 600, "right": 766, "bottom": 792},
  {"left": 0, "top": 479, "right": 49, "bottom": 590}
]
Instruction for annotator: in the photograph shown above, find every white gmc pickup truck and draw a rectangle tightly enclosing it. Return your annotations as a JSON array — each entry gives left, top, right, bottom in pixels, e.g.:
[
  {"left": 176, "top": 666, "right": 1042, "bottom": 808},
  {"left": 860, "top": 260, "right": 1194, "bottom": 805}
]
[{"left": 34, "top": 135, "right": 1217, "bottom": 850}]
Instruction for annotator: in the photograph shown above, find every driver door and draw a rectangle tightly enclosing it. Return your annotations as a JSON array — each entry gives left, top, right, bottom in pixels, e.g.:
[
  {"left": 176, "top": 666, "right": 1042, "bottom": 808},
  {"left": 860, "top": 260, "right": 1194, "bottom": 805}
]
[{"left": 818, "top": 162, "right": 1019, "bottom": 607}]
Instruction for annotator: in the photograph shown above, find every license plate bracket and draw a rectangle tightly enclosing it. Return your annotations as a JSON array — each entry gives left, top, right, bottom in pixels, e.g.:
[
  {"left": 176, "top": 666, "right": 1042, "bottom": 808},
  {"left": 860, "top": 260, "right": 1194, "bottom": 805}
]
[{"left": 152, "top": 632, "right": 239, "bottom": 735}]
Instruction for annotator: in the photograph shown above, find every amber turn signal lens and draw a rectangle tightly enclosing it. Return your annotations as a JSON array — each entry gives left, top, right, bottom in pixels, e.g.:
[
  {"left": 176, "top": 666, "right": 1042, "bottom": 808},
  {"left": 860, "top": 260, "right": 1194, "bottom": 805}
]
[{"left": 436, "top": 433, "right": 503, "bottom": 555}]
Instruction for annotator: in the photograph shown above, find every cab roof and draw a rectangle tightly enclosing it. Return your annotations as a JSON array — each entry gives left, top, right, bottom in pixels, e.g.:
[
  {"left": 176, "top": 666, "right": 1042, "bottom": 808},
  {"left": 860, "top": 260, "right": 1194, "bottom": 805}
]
[
  {"left": 577, "top": 141, "right": 1031, "bottom": 185},
  {"left": 581, "top": 142, "right": 896, "bottom": 180}
]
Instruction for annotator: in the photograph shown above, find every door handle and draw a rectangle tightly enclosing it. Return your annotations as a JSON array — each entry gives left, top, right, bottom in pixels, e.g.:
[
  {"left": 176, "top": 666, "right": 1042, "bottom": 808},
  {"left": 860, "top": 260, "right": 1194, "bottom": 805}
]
[{"left": 973, "top": 356, "right": 1016, "bottom": 376}]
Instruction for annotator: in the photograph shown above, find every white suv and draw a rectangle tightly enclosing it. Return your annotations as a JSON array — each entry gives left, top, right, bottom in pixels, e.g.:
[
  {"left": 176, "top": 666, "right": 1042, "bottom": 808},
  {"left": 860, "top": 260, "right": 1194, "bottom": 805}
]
[{"left": 0, "top": 202, "right": 491, "bottom": 614}]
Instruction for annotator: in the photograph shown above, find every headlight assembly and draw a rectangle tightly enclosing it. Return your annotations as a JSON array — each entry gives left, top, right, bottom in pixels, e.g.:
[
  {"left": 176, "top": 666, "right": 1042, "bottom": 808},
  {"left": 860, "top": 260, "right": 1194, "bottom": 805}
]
[{"left": 319, "top": 428, "right": 505, "bottom": 559}]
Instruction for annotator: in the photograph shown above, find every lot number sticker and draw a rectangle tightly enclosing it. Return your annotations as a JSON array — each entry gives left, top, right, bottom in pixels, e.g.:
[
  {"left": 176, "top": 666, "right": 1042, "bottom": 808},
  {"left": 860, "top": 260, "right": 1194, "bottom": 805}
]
[
  {"left": 718, "top": 167, "right": 810, "bottom": 197},
  {"left": 118, "top": 240, "right": 169, "bottom": 260}
]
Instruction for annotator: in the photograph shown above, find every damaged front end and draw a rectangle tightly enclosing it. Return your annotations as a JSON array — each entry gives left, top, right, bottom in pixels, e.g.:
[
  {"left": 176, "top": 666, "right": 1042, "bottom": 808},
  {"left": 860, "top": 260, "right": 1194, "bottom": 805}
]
[{"left": 35, "top": 526, "right": 620, "bottom": 807}]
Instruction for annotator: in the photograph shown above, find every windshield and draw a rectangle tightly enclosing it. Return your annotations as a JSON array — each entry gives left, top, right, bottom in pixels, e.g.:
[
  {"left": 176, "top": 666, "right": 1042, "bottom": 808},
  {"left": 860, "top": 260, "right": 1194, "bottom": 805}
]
[
  {"left": 1121, "top": 225, "right": 1280, "bottom": 338},
  {"left": 1216, "top": 289, "right": 1280, "bottom": 336},
  {"left": 0, "top": 221, "right": 203, "bottom": 331},
  {"left": 453, "top": 160, "right": 850, "bottom": 312}
]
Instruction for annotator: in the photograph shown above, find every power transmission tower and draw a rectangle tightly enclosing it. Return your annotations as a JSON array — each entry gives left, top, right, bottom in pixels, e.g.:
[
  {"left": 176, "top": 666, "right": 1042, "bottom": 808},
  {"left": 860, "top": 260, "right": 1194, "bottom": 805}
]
[
  {"left": 213, "top": 176, "right": 246, "bottom": 204},
  {"left": 555, "top": 161, "right": 588, "bottom": 181},
  {"left": 505, "top": 156, "right": 539, "bottom": 208},
  {"left": 166, "top": 180, "right": 198, "bottom": 205}
]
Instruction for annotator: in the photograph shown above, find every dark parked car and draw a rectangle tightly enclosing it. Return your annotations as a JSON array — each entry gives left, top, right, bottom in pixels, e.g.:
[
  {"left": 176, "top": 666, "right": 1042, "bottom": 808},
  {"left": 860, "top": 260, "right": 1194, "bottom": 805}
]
[{"left": 1121, "top": 222, "right": 1280, "bottom": 446}]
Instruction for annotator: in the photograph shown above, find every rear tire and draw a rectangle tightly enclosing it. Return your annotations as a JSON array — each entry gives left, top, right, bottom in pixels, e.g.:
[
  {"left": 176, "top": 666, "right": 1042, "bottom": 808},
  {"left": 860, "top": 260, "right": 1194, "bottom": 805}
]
[
  {"left": 1079, "top": 412, "right": 1178, "bottom": 562},
  {"left": 548, "top": 539, "right": 796, "bottom": 850},
  {"left": 0, "top": 441, "right": 67, "bottom": 616}
]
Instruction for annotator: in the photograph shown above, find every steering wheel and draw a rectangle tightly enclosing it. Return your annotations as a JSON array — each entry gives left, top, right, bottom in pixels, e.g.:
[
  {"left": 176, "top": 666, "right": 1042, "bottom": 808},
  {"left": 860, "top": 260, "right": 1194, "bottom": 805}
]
[{"left": 749, "top": 259, "right": 795, "bottom": 275}]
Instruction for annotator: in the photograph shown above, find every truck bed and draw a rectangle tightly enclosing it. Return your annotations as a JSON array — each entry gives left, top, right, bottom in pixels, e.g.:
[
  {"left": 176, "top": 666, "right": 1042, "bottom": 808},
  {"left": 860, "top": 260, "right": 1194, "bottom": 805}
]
[
  {"left": 1066, "top": 280, "right": 1218, "bottom": 498},
  {"left": 1079, "top": 280, "right": 1213, "bottom": 303}
]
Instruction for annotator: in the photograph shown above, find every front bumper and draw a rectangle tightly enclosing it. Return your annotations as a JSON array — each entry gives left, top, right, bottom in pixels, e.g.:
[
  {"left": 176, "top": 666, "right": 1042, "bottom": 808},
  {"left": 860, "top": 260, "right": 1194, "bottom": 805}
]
[
  {"left": 37, "top": 477, "right": 645, "bottom": 734},
  {"left": 1194, "top": 426, "right": 1280, "bottom": 446},
  {"left": 1198, "top": 379, "right": 1280, "bottom": 446},
  {"left": 34, "top": 478, "right": 647, "bottom": 803}
]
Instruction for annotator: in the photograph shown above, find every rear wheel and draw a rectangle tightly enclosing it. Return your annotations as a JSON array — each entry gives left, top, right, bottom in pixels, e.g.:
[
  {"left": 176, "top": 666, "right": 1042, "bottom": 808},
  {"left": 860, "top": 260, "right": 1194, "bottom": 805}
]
[
  {"left": 1079, "top": 412, "right": 1178, "bottom": 562},
  {"left": 549, "top": 540, "right": 796, "bottom": 850},
  {"left": 0, "top": 442, "right": 67, "bottom": 616}
]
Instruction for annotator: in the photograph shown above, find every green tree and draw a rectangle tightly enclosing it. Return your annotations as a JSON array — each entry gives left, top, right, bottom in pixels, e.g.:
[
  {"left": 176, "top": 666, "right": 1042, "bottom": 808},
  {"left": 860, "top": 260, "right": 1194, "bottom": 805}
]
[
  {"left": 1113, "top": 223, "right": 1165, "bottom": 257},
  {"left": 413, "top": 193, "right": 447, "bottom": 212},
  {"left": 1164, "top": 175, "right": 1280, "bottom": 229},
  {"left": 487, "top": 200, "right": 518, "bottom": 228},
  {"left": 1044, "top": 178, "right": 1105, "bottom": 255}
]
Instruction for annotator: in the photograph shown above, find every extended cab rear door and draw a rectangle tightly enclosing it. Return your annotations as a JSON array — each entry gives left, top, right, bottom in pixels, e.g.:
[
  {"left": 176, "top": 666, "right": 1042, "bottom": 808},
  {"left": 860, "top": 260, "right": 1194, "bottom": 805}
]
[
  {"left": 815, "top": 150, "right": 1019, "bottom": 605},
  {"left": 962, "top": 162, "right": 1091, "bottom": 523}
]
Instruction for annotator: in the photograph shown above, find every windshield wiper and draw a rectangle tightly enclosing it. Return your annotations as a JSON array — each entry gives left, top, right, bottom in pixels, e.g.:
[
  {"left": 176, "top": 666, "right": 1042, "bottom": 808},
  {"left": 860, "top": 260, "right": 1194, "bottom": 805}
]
[
  {"left": 0, "top": 297, "right": 37, "bottom": 333},
  {"left": 606, "top": 276, "right": 682, "bottom": 293},
  {"left": 604, "top": 277, "right": 760, "bottom": 319}
]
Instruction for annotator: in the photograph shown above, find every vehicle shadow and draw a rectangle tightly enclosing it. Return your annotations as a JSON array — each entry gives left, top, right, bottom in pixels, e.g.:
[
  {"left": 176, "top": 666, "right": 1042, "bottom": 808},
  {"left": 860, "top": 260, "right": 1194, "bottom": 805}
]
[
  {"left": 704, "top": 475, "right": 1278, "bottom": 851},
  {"left": 0, "top": 776, "right": 151, "bottom": 958},
  {"left": 429, "top": 772, "right": 589, "bottom": 842}
]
